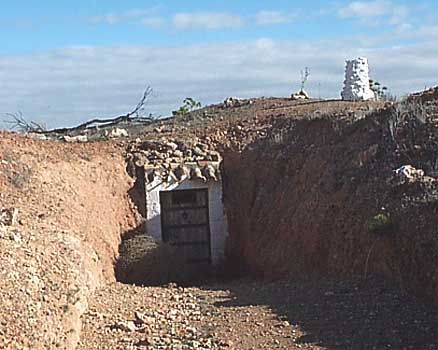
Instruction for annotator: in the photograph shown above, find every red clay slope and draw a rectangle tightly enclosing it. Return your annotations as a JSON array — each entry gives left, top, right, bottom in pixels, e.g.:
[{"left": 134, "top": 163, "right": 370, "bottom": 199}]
[
  {"left": 223, "top": 103, "right": 438, "bottom": 302},
  {"left": 0, "top": 132, "right": 138, "bottom": 349}
]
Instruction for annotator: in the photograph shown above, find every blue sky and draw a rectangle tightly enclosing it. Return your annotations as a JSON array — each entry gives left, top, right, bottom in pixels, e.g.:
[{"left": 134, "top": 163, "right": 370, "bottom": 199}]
[{"left": 1, "top": 0, "right": 438, "bottom": 128}]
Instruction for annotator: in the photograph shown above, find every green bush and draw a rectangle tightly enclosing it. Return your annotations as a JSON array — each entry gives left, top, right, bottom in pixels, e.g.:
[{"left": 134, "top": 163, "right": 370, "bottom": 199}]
[
  {"left": 172, "top": 97, "right": 202, "bottom": 116},
  {"left": 366, "top": 213, "right": 394, "bottom": 236}
]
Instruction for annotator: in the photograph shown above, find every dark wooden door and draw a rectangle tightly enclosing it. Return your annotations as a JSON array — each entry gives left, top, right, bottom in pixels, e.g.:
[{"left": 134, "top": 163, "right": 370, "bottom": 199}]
[{"left": 160, "top": 189, "right": 211, "bottom": 264}]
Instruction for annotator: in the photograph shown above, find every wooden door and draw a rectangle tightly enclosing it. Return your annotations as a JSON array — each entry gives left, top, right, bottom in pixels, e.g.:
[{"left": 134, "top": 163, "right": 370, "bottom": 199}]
[{"left": 160, "top": 189, "right": 211, "bottom": 264}]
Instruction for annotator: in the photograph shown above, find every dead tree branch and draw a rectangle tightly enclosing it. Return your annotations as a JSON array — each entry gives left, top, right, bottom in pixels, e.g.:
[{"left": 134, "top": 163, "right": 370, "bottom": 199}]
[
  {"left": 42, "top": 85, "right": 155, "bottom": 134},
  {"left": 4, "top": 86, "right": 155, "bottom": 135},
  {"left": 3, "top": 111, "right": 46, "bottom": 133}
]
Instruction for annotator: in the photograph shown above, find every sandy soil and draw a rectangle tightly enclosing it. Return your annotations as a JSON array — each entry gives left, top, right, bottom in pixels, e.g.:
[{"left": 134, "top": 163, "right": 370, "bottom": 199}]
[{"left": 79, "top": 277, "right": 438, "bottom": 350}]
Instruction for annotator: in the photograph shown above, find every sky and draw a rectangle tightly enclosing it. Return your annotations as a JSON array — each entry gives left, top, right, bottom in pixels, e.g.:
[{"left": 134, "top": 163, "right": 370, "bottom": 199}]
[{"left": 1, "top": 0, "right": 438, "bottom": 129}]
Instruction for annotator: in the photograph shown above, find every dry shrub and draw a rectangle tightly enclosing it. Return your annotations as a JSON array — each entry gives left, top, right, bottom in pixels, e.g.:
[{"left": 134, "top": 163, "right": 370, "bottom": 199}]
[
  {"left": 2, "top": 153, "right": 32, "bottom": 189},
  {"left": 8, "top": 167, "right": 32, "bottom": 189},
  {"left": 366, "top": 213, "right": 394, "bottom": 236},
  {"left": 115, "top": 233, "right": 211, "bottom": 286}
]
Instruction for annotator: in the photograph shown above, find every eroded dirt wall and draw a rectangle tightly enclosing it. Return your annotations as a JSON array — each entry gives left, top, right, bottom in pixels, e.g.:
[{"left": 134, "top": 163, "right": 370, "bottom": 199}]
[
  {"left": 222, "top": 109, "right": 438, "bottom": 302},
  {"left": 0, "top": 132, "right": 138, "bottom": 349}
]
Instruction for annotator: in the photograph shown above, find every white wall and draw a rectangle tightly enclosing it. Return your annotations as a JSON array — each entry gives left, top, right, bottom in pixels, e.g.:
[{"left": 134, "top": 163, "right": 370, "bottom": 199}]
[
  {"left": 145, "top": 176, "right": 228, "bottom": 266},
  {"left": 341, "top": 57, "right": 375, "bottom": 101}
]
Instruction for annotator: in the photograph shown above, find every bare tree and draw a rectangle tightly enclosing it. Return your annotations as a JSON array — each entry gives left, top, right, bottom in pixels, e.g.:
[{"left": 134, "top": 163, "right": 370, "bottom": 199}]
[
  {"left": 300, "top": 67, "right": 310, "bottom": 92},
  {"left": 3, "top": 111, "right": 46, "bottom": 133},
  {"left": 4, "top": 85, "right": 155, "bottom": 134}
]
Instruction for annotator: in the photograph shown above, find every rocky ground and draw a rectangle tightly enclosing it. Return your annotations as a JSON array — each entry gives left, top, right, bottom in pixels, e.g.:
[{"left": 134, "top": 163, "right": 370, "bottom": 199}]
[
  {"left": 1, "top": 98, "right": 382, "bottom": 349},
  {"left": 2, "top": 91, "right": 438, "bottom": 349},
  {"left": 79, "top": 277, "right": 438, "bottom": 350}
]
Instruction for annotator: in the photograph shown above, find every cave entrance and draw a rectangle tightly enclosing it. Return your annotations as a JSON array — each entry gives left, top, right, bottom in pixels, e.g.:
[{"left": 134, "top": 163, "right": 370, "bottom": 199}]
[
  {"left": 159, "top": 189, "right": 212, "bottom": 264},
  {"left": 117, "top": 164, "right": 229, "bottom": 286}
]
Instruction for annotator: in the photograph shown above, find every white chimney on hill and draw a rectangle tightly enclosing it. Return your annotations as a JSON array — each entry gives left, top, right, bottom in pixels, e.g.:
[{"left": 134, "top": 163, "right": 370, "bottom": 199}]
[{"left": 341, "top": 57, "right": 375, "bottom": 101}]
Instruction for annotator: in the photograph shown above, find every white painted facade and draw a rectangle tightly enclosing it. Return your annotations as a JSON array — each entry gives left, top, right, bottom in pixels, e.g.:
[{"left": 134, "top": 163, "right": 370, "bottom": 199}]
[{"left": 145, "top": 176, "right": 228, "bottom": 266}]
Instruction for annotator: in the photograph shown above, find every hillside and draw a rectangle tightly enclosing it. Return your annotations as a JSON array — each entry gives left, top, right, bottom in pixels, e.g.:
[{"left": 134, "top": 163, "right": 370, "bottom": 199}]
[
  {"left": 1, "top": 93, "right": 438, "bottom": 349},
  {"left": 0, "top": 135, "right": 137, "bottom": 348},
  {"left": 224, "top": 97, "right": 438, "bottom": 302}
]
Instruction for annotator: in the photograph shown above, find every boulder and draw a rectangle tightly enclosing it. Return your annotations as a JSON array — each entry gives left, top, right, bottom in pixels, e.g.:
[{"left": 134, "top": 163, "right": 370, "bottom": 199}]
[
  {"left": 174, "top": 165, "right": 190, "bottom": 181},
  {"left": 203, "top": 165, "right": 217, "bottom": 181},
  {"left": 166, "top": 142, "right": 178, "bottom": 151},
  {"left": 173, "top": 150, "right": 183, "bottom": 158},
  {"left": 190, "top": 167, "right": 207, "bottom": 182},
  {"left": 109, "top": 128, "right": 129, "bottom": 138},
  {"left": 291, "top": 90, "right": 309, "bottom": 100},
  {"left": 113, "top": 321, "right": 137, "bottom": 332},
  {"left": 394, "top": 165, "right": 425, "bottom": 184},
  {"left": 62, "top": 135, "right": 88, "bottom": 143},
  {"left": 223, "top": 97, "right": 245, "bottom": 108},
  {"left": 0, "top": 208, "right": 18, "bottom": 226}
]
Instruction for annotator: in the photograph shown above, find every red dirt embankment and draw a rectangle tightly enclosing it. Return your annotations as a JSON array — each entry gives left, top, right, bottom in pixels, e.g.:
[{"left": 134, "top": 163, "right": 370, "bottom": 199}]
[
  {"left": 0, "top": 132, "right": 137, "bottom": 349},
  {"left": 223, "top": 105, "right": 438, "bottom": 302}
]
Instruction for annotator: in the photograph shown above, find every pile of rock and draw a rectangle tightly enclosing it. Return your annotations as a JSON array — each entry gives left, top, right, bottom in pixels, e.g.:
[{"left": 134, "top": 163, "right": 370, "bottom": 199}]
[
  {"left": 223, "top": 97, "right": 253, "bottom": 108},
  {"left": 394, "top": 165, "right": 438, "bottom": 205},
  {"left": 291, "top": 90, "right": 309, "bottom": 100},
  {"left": 80, "top": 284, "right": 224, "bottom": 350},
  {"left": 126, "top": 137, "right": 222, "bottom": 184},
  {"left": 341, "top": 57, "right": 375, "bottom": 101},
  {"left": 59, "top": 128, "right": 130, "bottom": 143},
  {"left": 395, "top": 165, "right": 425, "bottom": 184},
  {"left": 106, "top": 128, "right": 129, "bottom": 138},
  {"left": 62, "top": 135, "right": 89, "bottom": 143}
]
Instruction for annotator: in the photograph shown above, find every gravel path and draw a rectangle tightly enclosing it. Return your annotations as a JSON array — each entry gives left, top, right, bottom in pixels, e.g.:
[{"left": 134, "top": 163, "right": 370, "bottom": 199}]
[{"left": 79, "top": 277, "right": 438, "bottom": 350}]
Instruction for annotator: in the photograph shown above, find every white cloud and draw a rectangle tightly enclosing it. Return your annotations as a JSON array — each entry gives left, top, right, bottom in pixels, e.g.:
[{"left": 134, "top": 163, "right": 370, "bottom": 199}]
[
  {"left": 255, "top": 38, "right": 276, "bottom": 51},
  {"left": 388, "top": 5, "right": 408, "bottom": 25},
  {"left": 141, "top": 17, "right": 165, "bottom": 29},
  {"left": 1, "top": 38, "right": 438, "bottom": 130},
  {"left": 339, "top": 0, "right": 389, "bottom": 18},
  {"left": 417, "top": 25, "right": 438, "bottom": 38},
  {"left": 90, "top": 9, "right": 153, "bottom": 25},
  {"left": 89, "top": 13, "right": 117, "bottom": 25},
  {"left": 255, "top": 11, "right": 295, "bottom": 26},
  {"left": 338, "top": 0, "right": 409, "bottom": 28},
  {"left": 90, "top": 10, "right": 296, "bottom": 30},
  {"left": 172, "top": 12, "right": 245, "bottom": 30}
]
